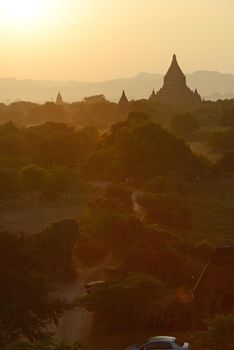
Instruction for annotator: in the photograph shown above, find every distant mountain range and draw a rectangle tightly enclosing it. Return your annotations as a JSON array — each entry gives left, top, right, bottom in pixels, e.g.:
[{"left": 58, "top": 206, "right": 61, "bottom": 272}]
[{"left": 1, "top": 71, "right": 234, "bottom": 104}]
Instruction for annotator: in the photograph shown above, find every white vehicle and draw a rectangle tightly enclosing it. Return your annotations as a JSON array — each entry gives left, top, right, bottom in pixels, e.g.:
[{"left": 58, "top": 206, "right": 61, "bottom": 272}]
[
  {"left": 126, "top": 336, "right": 191, "bottom": 350},
  {"left": 85, "top": 281, "right": 105, "bottom": 294}
]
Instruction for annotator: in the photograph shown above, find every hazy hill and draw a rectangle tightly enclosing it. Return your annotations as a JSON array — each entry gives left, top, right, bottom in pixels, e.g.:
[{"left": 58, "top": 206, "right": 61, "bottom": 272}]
[{"left": 1, "top": 71, "right": 234, "bottom": 103}]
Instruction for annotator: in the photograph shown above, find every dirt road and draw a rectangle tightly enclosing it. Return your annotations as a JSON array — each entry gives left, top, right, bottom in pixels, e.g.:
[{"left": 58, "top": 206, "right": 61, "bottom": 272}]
[{"left": 53, "top": 254, "right": 115, "bottom": 343}]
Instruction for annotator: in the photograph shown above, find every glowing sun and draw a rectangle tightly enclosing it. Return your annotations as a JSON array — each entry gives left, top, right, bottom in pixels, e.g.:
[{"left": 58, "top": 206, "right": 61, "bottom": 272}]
[{"left": 0, "top": 0, "right": 52, "bottom": 28}]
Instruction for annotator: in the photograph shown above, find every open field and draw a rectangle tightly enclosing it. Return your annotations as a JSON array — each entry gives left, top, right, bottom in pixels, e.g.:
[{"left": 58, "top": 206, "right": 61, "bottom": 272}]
[
  {"left": 189, "top": 141, "right": 221, "bottom": 163},
  {"left": 0, "top": 192, "right": 97, "bottom": 234}
]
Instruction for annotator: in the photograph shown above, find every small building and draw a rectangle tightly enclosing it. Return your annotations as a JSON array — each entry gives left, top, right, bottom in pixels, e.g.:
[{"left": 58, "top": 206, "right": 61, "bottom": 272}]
[{"left": 192, "top": 247, "right": 234, "bottom": 329}]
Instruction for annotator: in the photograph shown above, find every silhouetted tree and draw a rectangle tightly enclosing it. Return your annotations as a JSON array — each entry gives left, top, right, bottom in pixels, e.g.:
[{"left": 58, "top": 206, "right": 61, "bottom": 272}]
[
  {"left": 19, "top": 165, "right": 45, "bottom": 199},
  {"left": 0, "top": 169, "right": 18, "bottom": 205},
  {"left": 77, "top": 275, "right": 164, "bottom": 332},
  {"left": 170, "top": 112, "right": 199, "bottom": 137}
]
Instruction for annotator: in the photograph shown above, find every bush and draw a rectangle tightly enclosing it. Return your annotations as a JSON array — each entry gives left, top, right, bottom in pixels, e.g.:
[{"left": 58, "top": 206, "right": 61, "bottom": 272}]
[{"left": 136, "top": 193, "right": 192, "bottom": 230}]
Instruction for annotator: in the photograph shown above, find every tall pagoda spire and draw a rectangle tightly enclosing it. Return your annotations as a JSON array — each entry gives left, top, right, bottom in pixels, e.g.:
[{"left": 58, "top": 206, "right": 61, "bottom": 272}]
[
  {"left": 56, "top": 92, "right": 64, "bottom": 105},
  {"left": 164, "top": 54, "right": 186, "bottom": 86},
  {"left": 119, "top": 90, "right": 129, "bottom": 106},
  {"left": 149, "top": 89, "right": 156, "bottom": 101}
]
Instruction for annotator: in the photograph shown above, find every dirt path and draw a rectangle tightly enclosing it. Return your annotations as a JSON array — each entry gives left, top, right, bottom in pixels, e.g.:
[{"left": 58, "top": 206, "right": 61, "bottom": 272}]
[{"left": 53, "top": 254, "right": 115, "bottom": 343}]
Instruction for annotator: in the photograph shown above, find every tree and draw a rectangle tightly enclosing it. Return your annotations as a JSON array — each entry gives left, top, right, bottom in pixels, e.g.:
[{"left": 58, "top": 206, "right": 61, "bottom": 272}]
[
  {"left": 0, "top": 169, "right": 18, "bottom": 204},
  {"left": 33, "top": 220, "right": 80, "bottom": 282},
  {"left": 19, "top": 165, "right": 45, "bottom": 199},
  {"left": 0, "top": 122, "right": 25, "bottom": 158},
  {"left": 42, "top": 167, "right": 76, "bottom": 201},
  {"left": 85, "top": 118, "right": 205, "bottom": 182},
  {"left": 221, "top": 109, "right": 234, "bottom": 128},
  {"left": 83, "top": 95, "right": 107, "bottom": 104},
  {"left": 77, "top": 275, "right": 164, "bottom": 332},
  {"left": 170, "top": 112, "right": 199, "bottom": 137},
  {"left": 0, "top": 232, "right": 69, "bottom": 345},
  {"left": 136, "top": 192, "right": 192, "bottom": 230}
]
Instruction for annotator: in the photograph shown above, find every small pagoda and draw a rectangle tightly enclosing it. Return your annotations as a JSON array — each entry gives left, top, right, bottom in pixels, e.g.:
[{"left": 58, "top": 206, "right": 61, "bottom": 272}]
[
  {"left": 55, "top": 92, "right": 64, "bottom": 105},
  {"left": 118, "top": 90, "right": 129, "bottom": 108}
]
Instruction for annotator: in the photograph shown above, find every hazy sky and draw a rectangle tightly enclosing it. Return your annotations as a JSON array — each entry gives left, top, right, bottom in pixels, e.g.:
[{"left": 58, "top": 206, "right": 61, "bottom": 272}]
[{"left": 0, "top": 0, "right": 233, "bottom": 81}]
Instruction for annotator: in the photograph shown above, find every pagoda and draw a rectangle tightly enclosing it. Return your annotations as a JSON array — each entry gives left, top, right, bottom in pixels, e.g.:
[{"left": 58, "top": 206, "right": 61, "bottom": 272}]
[
  {"left": 119, "top": 90, "right": 129, "bottom": 108},
  {"left": 56, "top": 92, "right": 64, "bottom": 105},
  {"left": 149, "top": 89, "right": 156, "bottom": 100},
  {"left": 151, "top": 54, "right": 201, "bottom": 105}
]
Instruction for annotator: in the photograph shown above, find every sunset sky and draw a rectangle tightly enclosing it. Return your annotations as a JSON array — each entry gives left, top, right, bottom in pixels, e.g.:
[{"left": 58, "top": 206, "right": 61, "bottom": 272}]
[{"left": 0, "top": 0, "right": 233, "bottom": 81}]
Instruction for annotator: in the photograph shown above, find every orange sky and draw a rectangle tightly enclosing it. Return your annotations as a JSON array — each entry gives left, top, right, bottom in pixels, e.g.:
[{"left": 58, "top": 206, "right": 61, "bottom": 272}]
[{"left": 0, "top": 0, "right": 233, "bottom": 81}]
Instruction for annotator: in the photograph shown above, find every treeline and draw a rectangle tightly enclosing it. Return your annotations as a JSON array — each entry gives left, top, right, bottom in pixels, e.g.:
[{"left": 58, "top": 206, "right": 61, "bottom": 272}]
[
  {"left": 0, "top": 99, "right": 125, "bottom": 130},
  {"left": 5, "top": 110, "right": 234, "bottom": 206},
  {"left": 0, "top": 165, "right": 82, "bottom": 203},
  {"left": 0, "top": 121, "right": 99, "bottom": 203},
  {"left": 1, "top": 95, "right": 234, "bottom": 131},
  {"left": 0, "top": 114, "right": 208, "bottom": 182},
  {"left": 0, "top": 121, "right": 99, "bottom": 168}
]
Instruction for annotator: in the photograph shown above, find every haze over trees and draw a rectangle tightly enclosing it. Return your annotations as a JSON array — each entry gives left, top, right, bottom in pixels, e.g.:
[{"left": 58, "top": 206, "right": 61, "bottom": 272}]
[{"left": 1, "top": 109, "right": 234, "bottom": 349}]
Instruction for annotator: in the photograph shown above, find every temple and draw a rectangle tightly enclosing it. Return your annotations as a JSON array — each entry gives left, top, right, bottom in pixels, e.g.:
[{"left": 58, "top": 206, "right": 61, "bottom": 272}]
[
  {"left": 56, "top": 92, "right": 64, "bottom": 105},
  {"left": 151, "top": 54, "right": 201, "bottom": 105},
  {"left": 119, "top": 90, "right": 129, "bottom": 107}
]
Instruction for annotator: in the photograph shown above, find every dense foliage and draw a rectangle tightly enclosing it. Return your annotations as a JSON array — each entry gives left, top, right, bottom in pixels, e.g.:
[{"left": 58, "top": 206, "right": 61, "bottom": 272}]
[
  {"left": 0, "top": 220, "right": 80, "bottom": 345},
  {"left": 1, "top": 104, "right": 234, "bottom": 348},
  {"left": 77, "top": 275, "right": 164, "bottom": 331},
  {"left": 85, "top": 113, "right": 206, "bottom": 182}
]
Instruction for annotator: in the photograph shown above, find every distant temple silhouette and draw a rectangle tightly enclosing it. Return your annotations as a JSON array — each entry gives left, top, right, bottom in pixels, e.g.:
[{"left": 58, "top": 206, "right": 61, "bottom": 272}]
[
  {"left": 119, "top": 90, "right": 129, "bottom": 108},
  {"left": 150, "top": 54, "right": 201, "bottom": 105},
  {"left": 56, "top": 92, "right": 64, "bottom": 105}
]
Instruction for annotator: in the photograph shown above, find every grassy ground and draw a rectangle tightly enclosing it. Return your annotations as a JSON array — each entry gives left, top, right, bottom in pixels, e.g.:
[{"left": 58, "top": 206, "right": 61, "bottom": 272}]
[
  {"left": 189, "top": 141, "right": 220, "bottom": 164},
  {"left": 0, "top": 191, "right": 98, "bottom": 234}
]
